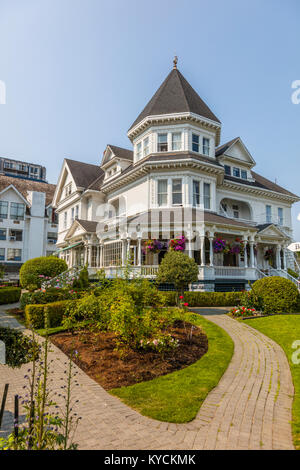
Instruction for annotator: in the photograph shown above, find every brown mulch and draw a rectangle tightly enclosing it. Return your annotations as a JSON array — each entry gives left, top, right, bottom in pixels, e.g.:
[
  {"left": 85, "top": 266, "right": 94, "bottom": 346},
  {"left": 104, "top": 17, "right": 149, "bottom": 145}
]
[{"left": 50, "top": 320, "right": 208, "bottom": 390}]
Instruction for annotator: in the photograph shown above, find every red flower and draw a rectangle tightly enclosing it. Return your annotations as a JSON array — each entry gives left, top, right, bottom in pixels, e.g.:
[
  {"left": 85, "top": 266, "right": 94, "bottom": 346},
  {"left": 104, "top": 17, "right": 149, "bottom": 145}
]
[
  {"left": 179, "top": 296, "right": 184, "bottom": 300},
  {"left": 184, "top": 303, "right": 189, "bottom": 307}
]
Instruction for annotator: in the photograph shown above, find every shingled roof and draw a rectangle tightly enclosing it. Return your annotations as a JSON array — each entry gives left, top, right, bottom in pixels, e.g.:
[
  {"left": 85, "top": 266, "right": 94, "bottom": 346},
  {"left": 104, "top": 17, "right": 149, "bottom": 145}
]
[
  {"left": 108, "top": 145, "right": 133, "bottom": 161},
  {"left": 0, "top": 174, "right": 56, "bottom": 206},
  {"left": 215, "top": 137, "right": 240, "bottom": 157},
  {"left": 224, "top": 172, "right": 299, "bottom": 198},
  {"left": 128, "top": 68, "right": 220, "bottom": 131},
  {"left": 65, "top": 158, "right": 104, "bottom": 189}
]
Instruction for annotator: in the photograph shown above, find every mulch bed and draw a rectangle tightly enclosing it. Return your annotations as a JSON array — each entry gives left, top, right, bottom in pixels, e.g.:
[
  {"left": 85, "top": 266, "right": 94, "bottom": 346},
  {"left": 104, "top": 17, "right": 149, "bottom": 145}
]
[{"left": 50, "top": 320, "right": 208, "bottom": 390}]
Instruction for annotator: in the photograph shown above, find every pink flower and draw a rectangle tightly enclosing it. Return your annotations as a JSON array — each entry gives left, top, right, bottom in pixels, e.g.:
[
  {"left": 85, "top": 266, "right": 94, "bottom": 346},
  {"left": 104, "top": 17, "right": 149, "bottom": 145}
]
[
  {"left": 184, "top": 302, "right": 189, "bottom": 307},
  {"left": 152, "top": 339, "right": 158, "bottom": 346},
  {"left": 179, "top": 295, "right": 184, "bottom": 300}
]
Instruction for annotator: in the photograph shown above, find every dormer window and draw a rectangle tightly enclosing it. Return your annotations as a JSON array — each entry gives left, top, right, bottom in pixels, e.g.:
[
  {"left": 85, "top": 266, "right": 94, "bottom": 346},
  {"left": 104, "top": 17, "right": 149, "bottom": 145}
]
[
  {"left": 136, "top": 142, "right": 142, "bottom": 160},
  {"left": 143, "top": 137, "right": 149, "bottom": 157},
  {"left": 192, "top": 134, "right": 199, "bottom": 152},
  {"left": 241, "top": 170, "right": 247, "bottom": 180},
  {"left": 157, "top": 133, "right": 168, "bottom": 152},
  {"left": 203, "top": 138, "right": 210, "bottom": 156},
  {"left": 172, "top": 132, "right": 182, "bottom": 151},
  {"left": 224, "top": 165, "right": 231, "bottom": 176},
  {"left": 65, "top": 183, "right": 72, "bottom": 198},
  {"left": 233, "top": 167, "right": 240, "bottom": 178}
]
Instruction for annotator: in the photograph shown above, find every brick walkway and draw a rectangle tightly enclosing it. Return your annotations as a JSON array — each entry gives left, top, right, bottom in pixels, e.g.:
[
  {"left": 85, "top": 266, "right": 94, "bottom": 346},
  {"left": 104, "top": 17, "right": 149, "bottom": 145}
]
[{"left": 0, "top": 306, "right": 294, "bottom": 450}]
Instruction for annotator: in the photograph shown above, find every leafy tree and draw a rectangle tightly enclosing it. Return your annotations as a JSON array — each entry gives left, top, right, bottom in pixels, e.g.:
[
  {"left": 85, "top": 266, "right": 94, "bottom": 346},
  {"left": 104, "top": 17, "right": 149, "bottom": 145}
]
[
  {"left": 20, "top": 257, "right": 67, "bottom": 291},
  {"left": 156, "top": 251, "right": 198, "bottom": 300}
]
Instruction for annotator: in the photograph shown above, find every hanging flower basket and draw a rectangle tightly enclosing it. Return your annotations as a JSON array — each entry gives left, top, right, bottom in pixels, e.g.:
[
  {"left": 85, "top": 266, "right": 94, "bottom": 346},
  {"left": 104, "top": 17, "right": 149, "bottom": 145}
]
[
  {"left": 213, "top": 237, "right": 231, "bottom": 254},
  {"left": 142, "top": 239, "right": 164, "bottom": 254},
  {"left": 168, "top": 235, "right": 186, "bottom": 252},
  {"left": 230, "top": 237, "right": 245, "bottom": 255}
]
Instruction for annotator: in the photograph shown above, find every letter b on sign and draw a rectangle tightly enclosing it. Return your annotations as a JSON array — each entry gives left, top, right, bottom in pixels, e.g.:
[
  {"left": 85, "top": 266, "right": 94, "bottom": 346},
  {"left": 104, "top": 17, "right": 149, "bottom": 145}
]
[{"left": 0, "top": 340, "right": 6, "bottom": 364}]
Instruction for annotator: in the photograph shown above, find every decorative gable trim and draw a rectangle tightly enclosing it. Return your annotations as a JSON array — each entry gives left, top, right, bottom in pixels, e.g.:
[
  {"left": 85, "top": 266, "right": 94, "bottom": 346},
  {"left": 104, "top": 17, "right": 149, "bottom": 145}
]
[{"left": 0, "top": 184, "right": 30, "bottom": 206}]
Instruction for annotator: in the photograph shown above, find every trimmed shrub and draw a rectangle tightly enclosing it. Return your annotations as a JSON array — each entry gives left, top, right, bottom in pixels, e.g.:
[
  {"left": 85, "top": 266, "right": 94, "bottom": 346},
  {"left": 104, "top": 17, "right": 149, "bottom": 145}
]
[
  {"left": 73, "top": 266, "right": 89, "bottom": 289},
  {"left": 288, "top": 268, "right": 299, "bottom": 279},
  {"left": 252, "top": 276, "right": 299, "bottom": 314},
  {"left": 0, "top": 327, "right": 39, "bottom": 368},
  {"left": 0, "top": 287, "right": 21, "bottom": 305},
  {"left": 156, "top": 252, "right": 198, "bottom": 299},
  {"left": 163, "top": 291, "right": 242, "bottom": 307},
  {"left": 25, "top": 300, "right": 75, "bottom": 329},
  {"left": 19, "top": 257, "right": 67, "bottom": 291},
  {"left": 20, "top": 288, "right": 83, "bottom": 309}
]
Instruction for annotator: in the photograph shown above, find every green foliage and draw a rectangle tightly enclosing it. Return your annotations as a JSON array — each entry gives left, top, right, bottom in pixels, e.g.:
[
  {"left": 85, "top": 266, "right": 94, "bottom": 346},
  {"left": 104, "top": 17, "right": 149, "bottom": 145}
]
[
  {"left": 288, "top": 268, "right": 299, "bottom": 279},
  {"left": 156, "top": 252, "right": 199, "bottom": 296},
  {"left": 239, "top": 285, "right": 265, "bottom": 312},
  {"left": 0, "top": 327, "right": 39, "bottom": 368},
  {"left": 62, "top": 293, "right": 110, "bottom": 332},
  {"left": 0, "top": 287, "right": 21, "bottom": 304},
  {"left": 25, "top": 300, "right": 75, "bottom": 329},
  {"left": 72, "top": 265, "right": 89, "bottom": 289},
  {"left": 252, "top": 276, "right": 299, "bottom": 314},
  {"left": 0, "top": 263, "right": 5, "bottom": 279},
  {"left": 19, "top": 257, "right": 67, "bottom": 290},
  {"left": 20, "top": 288, "right": 83, "bottom": 309},
  {"left": 163, "top": 291, "right": 242, "bottom": 307}
]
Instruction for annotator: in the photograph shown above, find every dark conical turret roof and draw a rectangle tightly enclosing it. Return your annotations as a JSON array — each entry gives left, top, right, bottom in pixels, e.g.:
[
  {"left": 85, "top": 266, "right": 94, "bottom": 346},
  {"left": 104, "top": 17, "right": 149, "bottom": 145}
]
[{"left": 128, "top": 68, "right": 220, "bottom": 132}]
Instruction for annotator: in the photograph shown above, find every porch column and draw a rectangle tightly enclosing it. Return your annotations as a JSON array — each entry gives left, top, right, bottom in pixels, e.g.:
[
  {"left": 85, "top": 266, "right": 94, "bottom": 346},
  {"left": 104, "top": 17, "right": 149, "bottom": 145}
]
[
  {"left": 276, "top": 245, "right": 281, "bottom": 270},
  {"left": 96, "top": 245, "right": 100, "bottom": 268},
  {"left": 282, "top": 246, "right": 287, "bottom": 271},
  {"left": 100, "top": 243, "right": 104, "bottom": 268},
  {"left": 127, "top": 237, "right": 131, "bottom": 262},
  {"left": 243, "top": 239, "right": 248, "bottom": 268},
  {"left": 137, "top": 237, "right": 142, "bottom": 267},
  {"left": 188, "top": 234, "right": 193, "bottom": 258},
  {"left": 88, "top": 244, "right": 92, "bottom": 267},
  {"left": 84, "top": 244, "right": 88, "bottom": 265},
  {"left": 249, "top": 241, "right": 255, "bottom": 268},
  {"left": 121, "top": 238, "right": 127, "bottom": 266},
  {"left": 209, "top": 236, "right": 214, "bottom": 267},
  {"left": 200, "top": 236, "right": 205, "bottom": 267}
]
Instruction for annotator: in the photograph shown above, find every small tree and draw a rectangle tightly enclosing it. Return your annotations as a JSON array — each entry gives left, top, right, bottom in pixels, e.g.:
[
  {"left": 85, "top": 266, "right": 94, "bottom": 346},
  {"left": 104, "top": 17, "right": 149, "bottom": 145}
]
[
  {"left": 20, "top": 257, "right": 68, "bottom": 291},
  {"left": 156, "top": 251, "right": 198, "bottom": 301}
]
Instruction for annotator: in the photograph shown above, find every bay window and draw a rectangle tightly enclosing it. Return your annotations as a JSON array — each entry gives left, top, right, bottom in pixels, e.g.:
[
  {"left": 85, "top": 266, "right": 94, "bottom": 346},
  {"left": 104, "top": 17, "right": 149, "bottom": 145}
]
[
  {"left": 172, "top": 132, "right": 182, "bottom": 151},
  {"left": 204, "top": 183, "right": 211, "bottom": 209},
  {"left": 241, "top": 170, "right": 247, "bottom": 180},
  {"left": 193, "top": 180, "right": 200, "bottom": 206},
  {"left": 136, "top": 142, "right": 142, "bottom": 160},
  {"left": 157, "top": 134, "right": 168, "bottom": 152},
  {"left": 172, "top": 179, "right": 182, "bottom": 205},
  {"left": 233, "top": 167, "right": 240, "bottom": 178},
  {"left": 224, "top": 165, "right": 231, "bottom": 176},
  {"left": 10, "top": 202, "right": 25, "bottom": 220},
  {"left": 157, "top": 180, "right": 168, "bottom": 206},
  {"left": 203, "top": 138, "right": 210, "bottom": 156},
  {"left": 278, "top": 207, "right": 283, "bottom": 225}
]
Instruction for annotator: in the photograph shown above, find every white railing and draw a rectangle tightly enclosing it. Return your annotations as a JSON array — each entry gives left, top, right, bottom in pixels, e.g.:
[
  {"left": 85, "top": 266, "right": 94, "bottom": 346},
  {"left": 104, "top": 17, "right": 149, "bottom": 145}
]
[
  {"left": 254, "top": 268, "right": 268, "bottom": 280},
  {"left": 41, "top": 265, "right": 84, "bottom": 289},
  {"left": 214, "top": 266, "right": 246, "bottom": 278},
  {"left": 140, "top": 266, "right": 159, "bottom": 277}
]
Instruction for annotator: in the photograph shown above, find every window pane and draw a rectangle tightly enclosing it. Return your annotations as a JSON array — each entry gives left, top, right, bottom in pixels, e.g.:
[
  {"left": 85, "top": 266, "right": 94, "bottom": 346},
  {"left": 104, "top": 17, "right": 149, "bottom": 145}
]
[
  {"left": 193, "top": 181, "right": 200, "bottom": 206},
  {"left": 0, "top": 229, "right": 6, "bottom": 240},
  {"left": 266, "top": 205, "right": 272, "bottom": 223},
  {"left": 278, "top": 208, "right": 283, "bottom": 225},
  {"left": 172, "top": 133, "right": 182, "bottom": 151},
  {"left": 241, "top": 170, "right": 247, "bottom": 179},
  {"left": 0, "top": 248, "right": 4, "bottom": 261},
  {"left": 204, "top": 183, "right": 211, "bottom": 209},
  {"left": 224, "top": 165, "right": 231, "bottom": 176},
  {"left": 157, "top": 134, "right": 168, "bottom": 152},
  {"left": 143, "top": 137, "right": 149, "bottom": 156},
  {"left": 157, "top": 180, "right": 168, "bottom": 206},
  {"left": 203, "top": 138, "right": 210, "bottom": 156},
  {"left": 10, "top": 202, "right": 25, "bottom": 220},
  {"left": 192, "top": 134, "right": 199, "bottom": 152},
  {"left": 172, "top": 179, "right": 182, "bottom": 205},
  {"left": 0, "top": 201, "right": 8, "bottom": 219},
  {"left": 233, "top": 167, "right": 240, "bottom": 178}
]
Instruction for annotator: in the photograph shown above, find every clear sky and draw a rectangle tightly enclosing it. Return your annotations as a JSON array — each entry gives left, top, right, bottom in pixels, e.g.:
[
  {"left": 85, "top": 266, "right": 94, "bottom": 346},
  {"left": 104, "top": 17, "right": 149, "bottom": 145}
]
[{"left": 0, "top": 0, "right": 300, "bottom": 237}]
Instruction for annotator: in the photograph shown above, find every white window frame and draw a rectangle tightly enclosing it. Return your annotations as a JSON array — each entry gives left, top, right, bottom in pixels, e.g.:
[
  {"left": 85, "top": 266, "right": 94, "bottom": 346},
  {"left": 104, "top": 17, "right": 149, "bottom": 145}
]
[
  {"left": 192, "top": 180, "right": 200, "bottom": 206},
  {"left": 203, "top": 137, "right": 210, "bottom": 156},
  {"left": 192, "top": 133, "right": 200, "bottom": 153},
  {"left": 157, "top": 179, "right": 168, "bottom": 207},
  {"left": 266, "top": 205, "right": 272, "bottom": 223},
  {"left": 136, "top": 142, "right": 142, "bottom": 160},
  {"left": 171, "top": 132, "right": 182, "bottom": 151},
  {"left": 143, "top": 137, "right": 150, "bottom": 157},
  {"left": 172, "top": 178, "right": 183, "bottom": 206},
  {"left": 157, "top": 133, "right": 168, "bottom": 152},
  {"left": 203, "top": 182, "right": 211, "bottom": 210},
  {"left": 278, "top": 207, "right": 283, "bottom": 225}
]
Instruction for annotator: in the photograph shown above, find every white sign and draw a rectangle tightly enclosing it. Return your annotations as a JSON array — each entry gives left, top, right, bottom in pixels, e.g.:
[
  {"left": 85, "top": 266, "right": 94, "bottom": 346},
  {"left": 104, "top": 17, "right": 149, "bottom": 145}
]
[{"left": 288, "top": 242, "right": 300, "bottom": 252}]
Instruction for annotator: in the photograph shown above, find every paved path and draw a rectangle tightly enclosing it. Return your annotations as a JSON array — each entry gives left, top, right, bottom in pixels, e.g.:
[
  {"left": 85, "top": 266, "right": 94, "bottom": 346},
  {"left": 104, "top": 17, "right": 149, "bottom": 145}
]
[{"left": 0, "top": 306, "right": 294, "bottom": 450}]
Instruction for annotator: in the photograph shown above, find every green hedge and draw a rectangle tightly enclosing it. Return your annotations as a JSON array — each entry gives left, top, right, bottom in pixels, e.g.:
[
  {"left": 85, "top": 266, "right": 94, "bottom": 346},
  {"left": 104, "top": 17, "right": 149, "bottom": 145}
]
[
  {"left": 163, "top": 291, "right": 242, "bottom": 307},
  {"left": 25, "top": 300, "right": 76, "bottom": 329},
  {"left": 19, "top": 256, "right": 67, "bottom": 290},
  {"left": 20, "top": 288, "right": 84, "bottom": 309},
  {"left": 252, "top": 276, "right": 299, "bottom": 314},
  {"left": 0, "top": 327, "right": 38, "bottom": 368},
  {"left": 0, "top": 287, "right": 21, "bottom": 305}
]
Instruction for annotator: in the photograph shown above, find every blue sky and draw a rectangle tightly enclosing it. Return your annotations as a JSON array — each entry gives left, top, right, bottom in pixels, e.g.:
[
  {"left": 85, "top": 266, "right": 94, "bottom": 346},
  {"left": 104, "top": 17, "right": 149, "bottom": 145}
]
[{"left": 0, "top": 0, "right": 300, "bottom": 237}]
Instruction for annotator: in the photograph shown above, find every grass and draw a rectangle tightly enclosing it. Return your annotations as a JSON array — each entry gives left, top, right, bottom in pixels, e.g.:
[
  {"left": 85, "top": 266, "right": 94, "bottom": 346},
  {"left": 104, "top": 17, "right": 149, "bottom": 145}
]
[
  {"left": 110, "top": 312, "right": 234, "bottom": 423},
  {"left": 36, "top": 325, "right": 71, "bottom": 337},
  {"left": 243, "top": 315, "right": 300, "bottom": 450}
]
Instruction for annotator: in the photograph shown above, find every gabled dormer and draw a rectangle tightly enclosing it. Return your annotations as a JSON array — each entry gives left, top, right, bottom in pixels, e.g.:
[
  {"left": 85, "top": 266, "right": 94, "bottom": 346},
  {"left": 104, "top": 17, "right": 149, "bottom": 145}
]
[
  {"left": 128, "top": 58, "right": 222, "bottom": 161},
  {"left": 101, "top": 145, "right": 133, "bottom": 181},
  {"left": 216, "top": 137, "right": 256, "bottom": 182}
]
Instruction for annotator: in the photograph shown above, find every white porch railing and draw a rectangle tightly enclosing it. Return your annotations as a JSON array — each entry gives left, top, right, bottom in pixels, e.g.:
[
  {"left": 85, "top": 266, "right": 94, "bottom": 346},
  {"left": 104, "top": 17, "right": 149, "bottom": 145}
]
[{"left": 214, "top": 267, "right": 246, "bottom": 278}]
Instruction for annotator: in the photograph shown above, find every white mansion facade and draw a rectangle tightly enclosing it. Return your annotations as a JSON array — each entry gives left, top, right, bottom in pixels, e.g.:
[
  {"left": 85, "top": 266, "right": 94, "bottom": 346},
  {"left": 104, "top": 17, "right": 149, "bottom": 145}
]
[{"left": 53, "top": 61, "right": 299, "bottom": 291}]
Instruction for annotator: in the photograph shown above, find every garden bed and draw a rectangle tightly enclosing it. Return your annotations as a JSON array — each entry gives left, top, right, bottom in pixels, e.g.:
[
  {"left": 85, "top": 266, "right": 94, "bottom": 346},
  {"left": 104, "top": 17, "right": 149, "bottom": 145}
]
[{"left": 50, "top": 320, "right": 208, "bottom": 390}]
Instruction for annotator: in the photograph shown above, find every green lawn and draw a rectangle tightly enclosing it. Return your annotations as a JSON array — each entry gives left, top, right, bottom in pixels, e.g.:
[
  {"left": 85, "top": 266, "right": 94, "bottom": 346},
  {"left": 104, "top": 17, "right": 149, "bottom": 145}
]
[
  {"left": 244, "top": 315, "right": 300, "bottom": 450},
  {"left": 110, "top": 313, "right": 234, "bottom": 423}
]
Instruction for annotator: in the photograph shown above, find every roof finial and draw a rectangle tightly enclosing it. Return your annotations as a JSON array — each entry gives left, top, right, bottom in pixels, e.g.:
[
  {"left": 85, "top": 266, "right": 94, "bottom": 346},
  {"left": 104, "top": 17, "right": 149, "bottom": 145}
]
[{"left": 173, "top": 56, "right": 178, "bottom": 69}]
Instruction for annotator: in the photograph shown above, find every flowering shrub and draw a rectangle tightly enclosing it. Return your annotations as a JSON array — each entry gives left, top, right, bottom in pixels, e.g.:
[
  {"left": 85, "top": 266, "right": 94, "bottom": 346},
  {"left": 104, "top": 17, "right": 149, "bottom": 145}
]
[
  {"left": 229, "top": 306, "right": 259, "bottom": 317},
  {"left": 20, "top": 257, "right": 68, "bottom": 291},
  {"left": 168, "top": 236, "right": 186, "bottom": 252},
  {"left": 20, "top": 288, "right": 83, "bottom": 309},
  {"left": 140, "top": 334, "right": 179, "bottom": 356}
]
